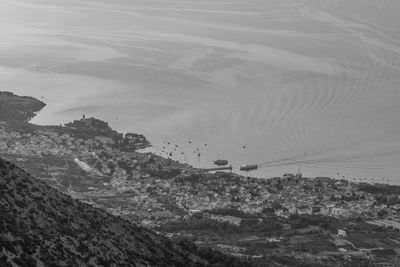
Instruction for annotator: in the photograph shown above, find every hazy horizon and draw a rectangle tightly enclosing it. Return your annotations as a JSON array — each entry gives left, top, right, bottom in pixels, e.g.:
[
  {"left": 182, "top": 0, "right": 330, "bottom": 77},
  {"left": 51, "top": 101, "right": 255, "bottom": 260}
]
[{"left": 2, "top": 0, "right": 400, "bottom": 182}]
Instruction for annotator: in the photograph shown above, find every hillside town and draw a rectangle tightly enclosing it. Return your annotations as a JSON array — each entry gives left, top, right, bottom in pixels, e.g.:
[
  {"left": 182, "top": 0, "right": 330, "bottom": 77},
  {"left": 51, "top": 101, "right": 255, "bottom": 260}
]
[{"left": 2, "top": 92, "right": 400, "bottom": 266}]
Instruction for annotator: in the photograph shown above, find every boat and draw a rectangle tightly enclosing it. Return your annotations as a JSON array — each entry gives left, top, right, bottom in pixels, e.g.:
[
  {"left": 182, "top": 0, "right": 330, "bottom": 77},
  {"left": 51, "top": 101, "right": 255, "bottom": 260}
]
[
  {"left": 240, "top": 164, "right": 258, "bottom": 171},
  {"left": 213, "top": 159, "right": 228, "bottom": 166}
]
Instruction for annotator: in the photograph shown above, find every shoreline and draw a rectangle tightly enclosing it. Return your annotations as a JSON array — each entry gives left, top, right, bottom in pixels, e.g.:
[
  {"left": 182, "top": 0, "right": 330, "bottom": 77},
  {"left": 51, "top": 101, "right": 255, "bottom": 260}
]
[{"left": 2, "top": 90, "right": 397, "bottom": 185}]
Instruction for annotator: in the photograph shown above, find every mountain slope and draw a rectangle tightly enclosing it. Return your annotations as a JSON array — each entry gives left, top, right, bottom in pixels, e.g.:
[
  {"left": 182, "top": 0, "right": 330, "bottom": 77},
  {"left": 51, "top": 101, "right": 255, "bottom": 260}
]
[{"left": 0, "top": 157, "right": 222, "bottom": 267}]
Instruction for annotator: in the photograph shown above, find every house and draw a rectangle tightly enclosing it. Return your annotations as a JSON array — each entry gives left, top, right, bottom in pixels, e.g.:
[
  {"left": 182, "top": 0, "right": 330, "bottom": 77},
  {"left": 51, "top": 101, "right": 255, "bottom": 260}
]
[
  {"left": 332, "top": 207, "right": 351, "bottom": 218},
  {"left": 297, "top": 206, "right": 313, "bottom": 215},
  {"left": 338, "top": 229, "right": 347, "bottom": 237},
  {"left": 275, "top": 209, "right": 290, "bottom": 218},
  {"left": 282, "top": 173, "right": 294, "bottom": 179},
  {"left": 204, "top": 213, "right": 242, "bottom": 226}
]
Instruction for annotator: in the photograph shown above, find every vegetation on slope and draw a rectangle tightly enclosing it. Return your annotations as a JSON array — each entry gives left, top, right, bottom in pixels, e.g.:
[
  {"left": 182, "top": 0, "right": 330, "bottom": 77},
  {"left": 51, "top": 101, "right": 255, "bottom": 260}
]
[
  {"left": 0, "top": 158, "right": 248, "bottom": 267},
  {"left": 0, "top": 91, "right": 45, "bottom": 123}
]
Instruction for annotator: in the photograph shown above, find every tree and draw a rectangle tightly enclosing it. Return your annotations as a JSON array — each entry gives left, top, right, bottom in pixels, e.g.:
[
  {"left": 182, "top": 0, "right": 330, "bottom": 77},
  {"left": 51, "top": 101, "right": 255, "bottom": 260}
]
[{"left": 377, "top": 209, "right": 388, "bottom": 218}]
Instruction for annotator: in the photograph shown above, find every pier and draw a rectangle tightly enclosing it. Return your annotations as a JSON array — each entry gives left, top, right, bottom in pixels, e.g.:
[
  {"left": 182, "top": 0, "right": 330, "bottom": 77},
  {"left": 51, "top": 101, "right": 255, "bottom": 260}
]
[{"left": 204, "top": 165, "right": 233, "bottom": 172}]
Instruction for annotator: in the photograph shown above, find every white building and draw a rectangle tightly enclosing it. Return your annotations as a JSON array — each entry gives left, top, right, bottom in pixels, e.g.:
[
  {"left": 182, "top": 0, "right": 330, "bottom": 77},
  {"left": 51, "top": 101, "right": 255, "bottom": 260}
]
[{"left": 338, "top": 229, "right": 347, "bottom": 237}]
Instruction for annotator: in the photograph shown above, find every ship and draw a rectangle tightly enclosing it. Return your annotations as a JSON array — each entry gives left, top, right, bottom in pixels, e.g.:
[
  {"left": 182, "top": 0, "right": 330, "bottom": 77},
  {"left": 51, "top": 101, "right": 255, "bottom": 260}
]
[
  {"left": 213, "top": 159, "right": 229, "bottom": 166},
  {"left": 240, "top": 164, "right": 258, "bottom": 171}
]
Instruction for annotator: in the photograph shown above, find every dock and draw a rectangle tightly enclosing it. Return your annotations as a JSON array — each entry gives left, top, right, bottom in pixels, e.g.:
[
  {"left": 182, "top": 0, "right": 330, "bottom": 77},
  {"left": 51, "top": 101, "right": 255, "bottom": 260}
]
[{"left": 204, "top": 165, "right": 233, "bottom": 172}]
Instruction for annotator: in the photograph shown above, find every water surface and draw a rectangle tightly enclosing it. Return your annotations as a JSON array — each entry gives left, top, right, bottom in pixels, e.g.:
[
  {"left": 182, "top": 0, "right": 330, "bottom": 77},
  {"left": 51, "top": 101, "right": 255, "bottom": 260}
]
[{"left": 1, "top": 0, "right": 400, "bottom": 182}]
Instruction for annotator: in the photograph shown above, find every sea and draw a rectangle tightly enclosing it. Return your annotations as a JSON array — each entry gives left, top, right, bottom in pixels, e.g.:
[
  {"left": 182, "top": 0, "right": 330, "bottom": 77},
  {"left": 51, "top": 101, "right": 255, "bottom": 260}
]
[{"left": 1, "top": 0, "right": 400, "bottom": 183}]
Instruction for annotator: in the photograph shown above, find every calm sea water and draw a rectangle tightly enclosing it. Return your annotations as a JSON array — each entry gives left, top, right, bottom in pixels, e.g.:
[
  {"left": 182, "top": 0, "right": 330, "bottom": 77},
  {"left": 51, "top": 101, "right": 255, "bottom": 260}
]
[{"left": 1, "top": 0, "right": 400, "bottom": 183}]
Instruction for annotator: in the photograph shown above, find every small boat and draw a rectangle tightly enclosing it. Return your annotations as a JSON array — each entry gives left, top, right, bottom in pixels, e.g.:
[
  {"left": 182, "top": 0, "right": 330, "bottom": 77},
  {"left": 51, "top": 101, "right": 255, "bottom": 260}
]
[
  {"left": 240, "top": 164, "right": 258, "bottom": 171},
  {"left": 213, "top": 160, "right": 228, "bottom": 166}
]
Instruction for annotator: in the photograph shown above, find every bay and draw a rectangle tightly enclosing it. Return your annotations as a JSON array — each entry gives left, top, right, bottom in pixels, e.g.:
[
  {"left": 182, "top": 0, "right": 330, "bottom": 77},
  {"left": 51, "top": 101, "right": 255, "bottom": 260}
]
[{"left": 1, "top": 0, "right": 400, "bottom": 183}]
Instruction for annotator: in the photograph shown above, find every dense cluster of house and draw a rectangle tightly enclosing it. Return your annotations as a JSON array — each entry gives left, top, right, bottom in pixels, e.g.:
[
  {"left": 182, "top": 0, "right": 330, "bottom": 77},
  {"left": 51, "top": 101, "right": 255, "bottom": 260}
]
[{"left": 1, "top": 123, "right": 398, "bottom": 232}]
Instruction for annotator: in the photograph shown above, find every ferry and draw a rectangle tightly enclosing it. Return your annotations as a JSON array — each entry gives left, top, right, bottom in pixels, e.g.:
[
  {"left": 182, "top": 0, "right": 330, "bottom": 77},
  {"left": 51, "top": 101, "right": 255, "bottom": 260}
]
[
  {"left": 213, "top": 159, "right": 229, "bottom": 166},
  {"left": 240, "top": 164, "right": 258, "bottom": 171}
]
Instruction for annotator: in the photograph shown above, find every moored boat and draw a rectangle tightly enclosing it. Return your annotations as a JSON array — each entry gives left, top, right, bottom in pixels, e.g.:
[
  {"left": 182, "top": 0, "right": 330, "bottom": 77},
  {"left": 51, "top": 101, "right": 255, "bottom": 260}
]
[{"left": 240, "top": 164, "right": 258, "bottom": 171}]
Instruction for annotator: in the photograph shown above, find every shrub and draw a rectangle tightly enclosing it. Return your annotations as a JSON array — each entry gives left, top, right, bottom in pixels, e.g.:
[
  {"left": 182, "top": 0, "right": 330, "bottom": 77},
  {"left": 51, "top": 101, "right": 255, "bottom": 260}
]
[{"left": 0, "top": 158, "right": 7, "bottom": 170}]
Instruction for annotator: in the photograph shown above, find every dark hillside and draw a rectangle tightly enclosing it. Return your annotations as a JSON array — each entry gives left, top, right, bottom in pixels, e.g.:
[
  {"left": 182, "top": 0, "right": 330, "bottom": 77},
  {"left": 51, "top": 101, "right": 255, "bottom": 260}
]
[
  {"left": 0, "top": 91, "right": 45, "bottom": 123},
  {"left": 0, "top": 158, "right": 245, "bottom": 267}
]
